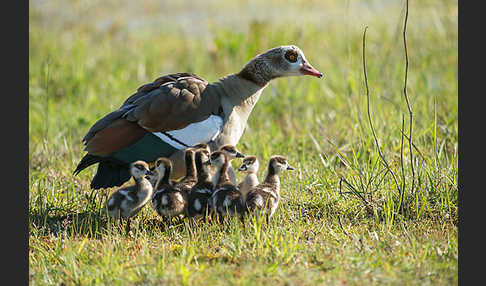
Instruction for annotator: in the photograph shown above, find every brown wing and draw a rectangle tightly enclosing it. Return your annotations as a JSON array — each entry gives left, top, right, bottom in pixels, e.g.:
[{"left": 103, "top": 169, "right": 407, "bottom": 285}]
[{"left": 82, "top": 73, "right": 219, "bottom": 157}]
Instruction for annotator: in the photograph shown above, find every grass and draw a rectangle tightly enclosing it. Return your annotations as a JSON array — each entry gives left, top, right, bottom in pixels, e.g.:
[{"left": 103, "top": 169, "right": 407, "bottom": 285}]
[{"left": 29, "top": 0, "right": 457, "bottom": 285}]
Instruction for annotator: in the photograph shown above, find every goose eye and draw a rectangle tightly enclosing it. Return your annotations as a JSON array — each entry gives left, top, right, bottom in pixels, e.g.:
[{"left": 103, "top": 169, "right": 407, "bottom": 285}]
[{"left": 284, "top": 50, "right": 298, "bottom": 63}]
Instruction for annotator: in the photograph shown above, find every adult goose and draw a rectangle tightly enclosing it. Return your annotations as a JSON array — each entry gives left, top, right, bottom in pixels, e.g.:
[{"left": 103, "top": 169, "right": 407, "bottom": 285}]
[{"left": 74, "top": 45, "right": 322, "bottom": 189}]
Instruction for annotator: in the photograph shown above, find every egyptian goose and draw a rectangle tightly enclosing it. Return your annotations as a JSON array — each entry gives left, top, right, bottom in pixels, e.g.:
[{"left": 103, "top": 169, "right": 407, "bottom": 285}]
[
  {"left": 244, "top": 155, "right": 294, "bottom": 222},
  {"left": 74, "top": 46, "right": 322, "bottom": 189},
  {"left": 209, "top": 151, "right": 244, "bottom": 220},
  {"left": 237, "top": 155, "right": 260, "bottom": 202},
  {"left": 186, "top": 149, "right": 214, "bottom": 219},
  {"left": 101, "top": 160, "right": 154, "bottom": 231},
  {"left": 151, "top": 149, "right": 195, "bottom": 221}
]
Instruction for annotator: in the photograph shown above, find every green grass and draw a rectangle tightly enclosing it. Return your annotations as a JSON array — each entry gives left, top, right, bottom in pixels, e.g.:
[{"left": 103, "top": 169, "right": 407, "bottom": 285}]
[{"left": 29, "top": 0, "right": 457, "bottom": 285}]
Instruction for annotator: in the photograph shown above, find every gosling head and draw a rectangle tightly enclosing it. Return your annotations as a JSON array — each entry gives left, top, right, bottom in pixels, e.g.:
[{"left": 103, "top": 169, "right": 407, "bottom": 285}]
[
  {"left": 209, "top": 151, "right": 228, "bottom": 168},
  {"left": 238, "top": 155, "right": 260, "bottom": 174},
  {"left": 154, "top": 157, "right": 172, "bottom": 178},
  {"left": 130, "top": 160, "right": 152, "bottom": 179},
  {"left": 268, "top": 155, "right": 295, "bottom": 175},
  {"left": 192, "top": 143, "right": 211, "bottom": 153},
  {"left": 219, "top": 144, "right": 245, "bottom": 160}
]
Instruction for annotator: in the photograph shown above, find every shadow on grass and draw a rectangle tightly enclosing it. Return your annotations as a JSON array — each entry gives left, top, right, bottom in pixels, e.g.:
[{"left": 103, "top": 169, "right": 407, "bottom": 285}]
[{"left": 28, "top": 209, "right": 186, "bottom": 238}]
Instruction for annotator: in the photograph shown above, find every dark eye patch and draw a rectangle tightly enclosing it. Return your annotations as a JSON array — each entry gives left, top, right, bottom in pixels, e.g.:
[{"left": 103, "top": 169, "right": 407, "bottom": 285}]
[
  {"left": 223, "top": 146, "right": 236, "bottom": 153},
  {"left": 284, "top": 49, "right": 298, "bottom": 63}
]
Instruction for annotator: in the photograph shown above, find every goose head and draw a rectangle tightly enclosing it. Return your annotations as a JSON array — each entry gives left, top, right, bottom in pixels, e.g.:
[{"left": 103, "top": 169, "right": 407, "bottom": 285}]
[
  {"left": 268, "top": 155, "right": 295, "bottom": 175},
  {"left": 130, "top": 160, "right": 152, "bottom": 179},
  {"left": 238, "top": 45, "right": 322, "bottom": 86},
  {"left": 238, "top": 155, "right": 259, "bottom": 173},
  {"left": 219, "top": 144, "right": 245, "bottom": 160}
]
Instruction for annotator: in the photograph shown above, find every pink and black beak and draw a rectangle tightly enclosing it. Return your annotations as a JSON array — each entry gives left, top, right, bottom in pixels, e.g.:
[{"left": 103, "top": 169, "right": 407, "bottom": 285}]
[{"left": 300, "top": 61, "right": 323, "bottom": 78}]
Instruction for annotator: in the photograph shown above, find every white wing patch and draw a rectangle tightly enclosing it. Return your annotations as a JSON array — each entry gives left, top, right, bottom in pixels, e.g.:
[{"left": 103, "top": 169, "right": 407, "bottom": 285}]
[{"left": 152, "top": 115, "right": 223, "bottom": 149}]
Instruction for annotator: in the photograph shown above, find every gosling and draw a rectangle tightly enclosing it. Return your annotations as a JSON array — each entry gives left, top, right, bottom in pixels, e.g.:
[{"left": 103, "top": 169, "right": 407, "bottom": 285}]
[
  {"left": 244, "top": 155, "right": 294, "bottom": 222},
  {"left": 186, "top": 149, "right": 214, "bottom": 220},
  {"left": 151, "top": 156, "right": 188, "bottom": 223},
  {"left": 209, "top": 151, "right": 244, "bottom": 221},
  {"left": 237, "top": 155, "right": 260, "bottom": 203},
  {"left": 102, "top": 160, "right": 154, "bottom": 231}
]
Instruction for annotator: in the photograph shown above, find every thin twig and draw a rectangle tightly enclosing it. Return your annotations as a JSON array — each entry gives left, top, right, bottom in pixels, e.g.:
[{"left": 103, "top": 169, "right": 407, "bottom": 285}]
[
  {"left": 362, "top": 26, "right": 402, "bottom": 204},
  {"left": 402, "top": 0, "right": 415, "bottom": 198},
  {"left": 400, "top": 131, "right": 426, "bottom": 162},
  {"left": 399, "top": 114, "right": 406, "bottom": 213}
]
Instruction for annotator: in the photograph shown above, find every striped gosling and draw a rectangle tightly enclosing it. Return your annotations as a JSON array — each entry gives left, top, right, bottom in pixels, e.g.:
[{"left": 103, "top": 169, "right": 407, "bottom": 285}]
[
  {"left": 186, "top": 149, "right": 214, "bottom": 220},
  {"left": 102, "top": 160, "right": 154, "bottom": 231},
  {"left": 237, "top": 155, "right": 260, "bottom": 203},
  {"left": 151, "top": 157, "right": 187, "bottom": 223},
  {"left": 244, "top": 156, "right": 294, "bottom": 222},
  {"left": 209, "top": 151, "right": 244, "bottom": 221}
]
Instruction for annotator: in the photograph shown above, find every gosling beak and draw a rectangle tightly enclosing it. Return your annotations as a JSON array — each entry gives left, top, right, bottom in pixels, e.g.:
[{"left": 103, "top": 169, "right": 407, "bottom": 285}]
[
  {"left": 300, "top": 61, "right": 323, "bottom": 78},
  {"left": 236, "top": 152, "right": 245, "bottom": 158},
  {"left": 286, "top": 165, "right": 295, "bottom": 171}
]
